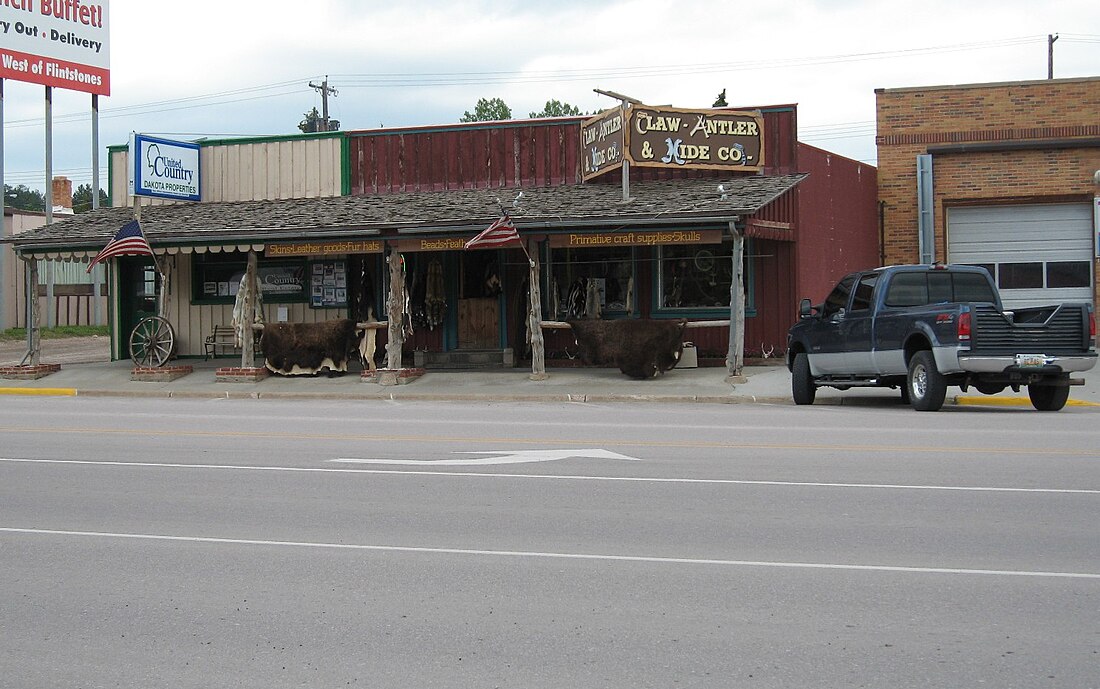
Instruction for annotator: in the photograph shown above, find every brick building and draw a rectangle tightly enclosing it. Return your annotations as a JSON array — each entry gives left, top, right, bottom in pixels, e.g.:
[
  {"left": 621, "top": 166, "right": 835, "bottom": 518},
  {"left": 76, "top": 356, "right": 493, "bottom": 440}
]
[{"left": 876, "top": 76, "right": 1100, "bottom": 308}]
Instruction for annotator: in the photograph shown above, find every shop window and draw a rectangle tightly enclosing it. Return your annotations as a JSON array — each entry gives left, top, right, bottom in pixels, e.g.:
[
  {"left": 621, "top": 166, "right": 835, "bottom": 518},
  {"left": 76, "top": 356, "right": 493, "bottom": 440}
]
[
  {"left": 548, "top": 246, "right": 634, "bottom": 318},
  {"left": 998, "top": 262, "right": 1043, "bottom": 290},
  {"left": 659, "top": 241, "right": 741, "bottom": 311},
  {"left": 1046, "top": 261, "right": 1091, "bottom": 289},
  {"left": 192, "top": 252, "right": 309, "bottom": 304}
]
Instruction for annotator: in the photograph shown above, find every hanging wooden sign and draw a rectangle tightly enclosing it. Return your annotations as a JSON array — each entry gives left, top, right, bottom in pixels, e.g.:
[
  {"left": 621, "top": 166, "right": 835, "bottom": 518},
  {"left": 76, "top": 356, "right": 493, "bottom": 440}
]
[
  {"left": 581, "top": 106, "right": 626, "bottom": 181},
  {"left": 626, "top": 106, "right": 765, "bottom": 172}
]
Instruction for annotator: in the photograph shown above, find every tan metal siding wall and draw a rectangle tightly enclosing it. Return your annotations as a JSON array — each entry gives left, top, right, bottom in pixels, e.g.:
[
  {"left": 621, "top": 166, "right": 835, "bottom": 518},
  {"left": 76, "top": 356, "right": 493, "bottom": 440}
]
[
  {"left": 203, "top": 139, "right": 343, "bottom": 202},
  {"left": 169, "top": 253, "right": 349, "bottom": 358},
  {"left": 110, "top": 138, "right": 344, "bottom": 207}
]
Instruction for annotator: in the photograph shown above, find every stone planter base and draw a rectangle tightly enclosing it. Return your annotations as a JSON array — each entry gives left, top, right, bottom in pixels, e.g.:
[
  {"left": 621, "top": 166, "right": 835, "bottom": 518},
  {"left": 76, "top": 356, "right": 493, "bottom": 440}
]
[
  {"left": 215, "top": 366, "right": 270, "bottom": 383},
  {"left": 368, "top": 367, "right": 425, "bottom": 386},
  {"left": 131, "top": 365, "right": 193, "bottom": 382},
  {"left": 0, "top": 363, "right": 61, "bottom": 380}
]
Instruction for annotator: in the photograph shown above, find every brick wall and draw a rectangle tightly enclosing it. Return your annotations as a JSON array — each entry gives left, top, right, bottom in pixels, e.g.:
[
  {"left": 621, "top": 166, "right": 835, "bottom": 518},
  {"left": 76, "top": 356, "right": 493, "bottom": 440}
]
[{"left": 875, "top": 77, "right": 1100, "bottom": 294}]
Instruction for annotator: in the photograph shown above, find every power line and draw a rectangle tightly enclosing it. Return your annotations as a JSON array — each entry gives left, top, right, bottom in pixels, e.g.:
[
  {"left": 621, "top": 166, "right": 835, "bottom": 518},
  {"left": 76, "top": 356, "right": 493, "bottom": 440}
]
[{"left": 2, "top": 35, "right": 1056, "bottom": 129}]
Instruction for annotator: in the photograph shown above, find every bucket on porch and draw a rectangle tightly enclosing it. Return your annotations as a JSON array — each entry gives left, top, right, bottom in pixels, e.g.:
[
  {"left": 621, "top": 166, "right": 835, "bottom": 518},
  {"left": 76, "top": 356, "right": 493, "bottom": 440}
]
[{"left": 679, "top": 342, "right": 698, "bottom": 369}]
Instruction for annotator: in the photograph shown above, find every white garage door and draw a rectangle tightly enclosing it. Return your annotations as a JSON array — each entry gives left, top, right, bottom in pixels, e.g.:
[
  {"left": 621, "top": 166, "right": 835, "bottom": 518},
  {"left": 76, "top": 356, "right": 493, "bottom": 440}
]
[{"left": 947, "top": 203, "right": 1094, "bottom": 308}]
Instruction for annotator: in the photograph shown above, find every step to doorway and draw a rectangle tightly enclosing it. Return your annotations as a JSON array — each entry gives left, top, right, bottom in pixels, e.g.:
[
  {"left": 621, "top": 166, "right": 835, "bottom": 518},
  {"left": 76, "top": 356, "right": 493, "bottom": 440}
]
[{"left": 414, "top": 348, "right": 515, "bottom": 369}]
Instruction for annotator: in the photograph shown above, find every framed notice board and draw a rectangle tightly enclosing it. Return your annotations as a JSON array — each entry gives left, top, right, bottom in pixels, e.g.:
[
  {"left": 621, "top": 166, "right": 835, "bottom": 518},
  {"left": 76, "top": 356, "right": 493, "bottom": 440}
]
[{"left": 309, "top": 259, "right": 348, "bottom": 308}]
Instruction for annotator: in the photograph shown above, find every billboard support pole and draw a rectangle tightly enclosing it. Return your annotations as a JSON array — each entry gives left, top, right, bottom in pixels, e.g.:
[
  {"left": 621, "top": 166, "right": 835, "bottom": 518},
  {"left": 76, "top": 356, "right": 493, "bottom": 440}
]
[
  {"left": 44, "top": 86, "right": 52, "bottom": 225},
  {"left": 91, "top": 95, "right": 100, "bottom": 210},
  {"left": 1, "top": 79, "right": 6, "bottom": 330},
  {"left": 91, "top": 93, "right": 103, "bottom": 324}
]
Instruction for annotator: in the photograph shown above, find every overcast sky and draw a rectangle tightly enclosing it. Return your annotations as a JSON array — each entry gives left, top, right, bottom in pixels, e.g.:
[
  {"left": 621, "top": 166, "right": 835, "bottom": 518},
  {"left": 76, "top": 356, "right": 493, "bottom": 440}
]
[{"left": 3, "top": 0, "right": 1098, "bottom": 196}]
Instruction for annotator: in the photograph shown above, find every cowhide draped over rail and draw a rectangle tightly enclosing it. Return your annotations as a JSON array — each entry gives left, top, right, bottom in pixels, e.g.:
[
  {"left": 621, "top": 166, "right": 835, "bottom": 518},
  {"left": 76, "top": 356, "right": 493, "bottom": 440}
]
[
  {"left": 260, "top": 319, "right": 371, "bottom": 376},
  {"left": 568, "top": 319, "right": 687, "bottom": 380}
]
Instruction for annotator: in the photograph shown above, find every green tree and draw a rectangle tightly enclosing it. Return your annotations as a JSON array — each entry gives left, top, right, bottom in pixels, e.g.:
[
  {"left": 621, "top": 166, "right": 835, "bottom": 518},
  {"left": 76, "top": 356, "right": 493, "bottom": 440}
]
[
  {"left": 713, "top": 89, "right": 728, "bottom": 107},
  {"left": 529, "top": 99, "right": 583, "bottom": 118},
  {"left": 299, "top": 107, "right": 339, "bottom": 133},
  {"left": 3, "top": 184, "right": 45, "bottom": 212},
  {"left": 72, "top": 184, "right": 108, "bottom": 213},
  {"left": 460, "top": 97, "right": 512, "bottom": 123}
]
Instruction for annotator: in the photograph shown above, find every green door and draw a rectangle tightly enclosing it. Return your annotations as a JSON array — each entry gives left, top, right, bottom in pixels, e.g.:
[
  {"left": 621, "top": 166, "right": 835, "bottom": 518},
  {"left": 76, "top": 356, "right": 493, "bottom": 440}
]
[{"left": 116, "top": 258, "right": 160, "bottom": 360}]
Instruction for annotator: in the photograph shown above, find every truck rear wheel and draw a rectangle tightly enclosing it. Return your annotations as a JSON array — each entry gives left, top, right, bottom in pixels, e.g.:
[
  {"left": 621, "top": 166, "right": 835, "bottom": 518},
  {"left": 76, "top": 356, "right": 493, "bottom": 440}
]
[
  {"left": 1028, "top": 384, "right": 1069, "bottom": 412},
  {"left": 907, "top": 351, "right": 946, "bottom": 411},
  {"left": 792, "top": 353, "right": 816, "bottom": 405}
]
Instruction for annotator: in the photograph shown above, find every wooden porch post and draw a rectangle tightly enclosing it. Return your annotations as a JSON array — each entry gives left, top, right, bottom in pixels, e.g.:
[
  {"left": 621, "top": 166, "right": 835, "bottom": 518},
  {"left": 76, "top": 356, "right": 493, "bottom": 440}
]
[
  {"left": 241, "top": 250, "right": 258, "bottom": 368},
  {"left": 23, "top": 257, "right": 40, "bottom": 366},
  {"left": 386, "top": 248, "right": 405, "bottom": 370},
  {"left": 726, "top": 223, "right": 746, "bottom": 383},
  {"left": 527, "top": 238, "right": 548, "bottom": 380}
]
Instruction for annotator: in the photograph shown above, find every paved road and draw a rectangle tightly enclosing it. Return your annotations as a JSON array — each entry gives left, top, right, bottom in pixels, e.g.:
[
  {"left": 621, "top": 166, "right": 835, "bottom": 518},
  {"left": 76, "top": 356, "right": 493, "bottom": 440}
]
[{"left": 1, "top": 397, "right": 1098, "bottom": 688}]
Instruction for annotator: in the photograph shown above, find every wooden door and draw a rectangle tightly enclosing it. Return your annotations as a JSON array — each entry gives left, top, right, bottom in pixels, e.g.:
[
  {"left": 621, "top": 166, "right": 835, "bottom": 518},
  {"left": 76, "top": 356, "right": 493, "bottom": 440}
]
[{"left": 458, "top": 298, "right": 498, "bottom": 349}]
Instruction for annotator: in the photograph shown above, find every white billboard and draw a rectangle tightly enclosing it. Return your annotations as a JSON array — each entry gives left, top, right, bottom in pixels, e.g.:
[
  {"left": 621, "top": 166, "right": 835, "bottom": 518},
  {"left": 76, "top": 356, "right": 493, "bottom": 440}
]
[
  {"left": 128, "top": 134, "right": 201, "bottom": 202},
  {"left": 0, "top": 0, "right": 111, "bottom": 96}
]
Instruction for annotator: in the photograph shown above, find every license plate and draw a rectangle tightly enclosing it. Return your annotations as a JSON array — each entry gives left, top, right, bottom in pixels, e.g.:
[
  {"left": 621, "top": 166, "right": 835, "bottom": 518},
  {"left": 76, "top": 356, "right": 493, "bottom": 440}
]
[{"left": 1015, "top": 353, "right": 1048, "bottom": 367}]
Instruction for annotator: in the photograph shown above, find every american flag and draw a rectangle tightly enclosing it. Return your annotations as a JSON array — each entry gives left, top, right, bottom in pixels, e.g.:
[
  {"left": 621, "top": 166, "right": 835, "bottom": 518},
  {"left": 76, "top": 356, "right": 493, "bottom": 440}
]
[
  {"left": 464, "top": 214, "right": 519, "bottom": 250},
  {"left": 86, "top": 220, "right": 154, "bottom": 273}
]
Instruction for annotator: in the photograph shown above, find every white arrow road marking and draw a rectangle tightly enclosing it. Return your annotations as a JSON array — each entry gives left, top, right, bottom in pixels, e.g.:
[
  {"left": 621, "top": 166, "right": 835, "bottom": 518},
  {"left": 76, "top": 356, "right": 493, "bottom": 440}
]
[{"left": 329, "top": 449, "right": 641, "bottom": 466}]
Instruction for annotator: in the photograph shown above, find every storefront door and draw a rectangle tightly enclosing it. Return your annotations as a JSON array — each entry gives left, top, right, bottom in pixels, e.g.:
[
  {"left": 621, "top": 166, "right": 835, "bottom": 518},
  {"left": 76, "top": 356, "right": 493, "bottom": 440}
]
[
  {"left": 116, "top": 257, "right": 160, "bottom": 358},
  {"left": 457, "top": 250, "right": 503, "bottom": 349}
]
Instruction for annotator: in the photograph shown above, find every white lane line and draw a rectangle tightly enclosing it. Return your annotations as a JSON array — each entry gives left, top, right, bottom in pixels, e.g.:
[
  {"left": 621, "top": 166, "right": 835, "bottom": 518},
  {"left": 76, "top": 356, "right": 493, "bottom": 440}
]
[
  {"left": 1, "top": 457, "right": 1098, "bottom": 495},
  {"left": 331, "top": 449, "right": 642, "bottom": 466},
  {"left": 2, "top": 527, "right": 1097, "bottom": 580}
]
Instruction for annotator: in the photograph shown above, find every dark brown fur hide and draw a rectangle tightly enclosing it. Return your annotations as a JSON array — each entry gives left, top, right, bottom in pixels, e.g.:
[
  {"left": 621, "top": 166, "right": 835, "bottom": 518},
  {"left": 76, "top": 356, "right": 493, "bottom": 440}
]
[
  {"left": 260, "top": 319, "right": 363, "bottom": 376},
  {"left": 568, "top": 319, "right": 686, "bottom": 379}
]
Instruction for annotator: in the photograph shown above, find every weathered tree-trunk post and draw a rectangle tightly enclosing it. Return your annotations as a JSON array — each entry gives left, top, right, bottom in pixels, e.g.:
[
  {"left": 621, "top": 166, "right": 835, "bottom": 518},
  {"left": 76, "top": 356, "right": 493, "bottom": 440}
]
[
  {"left": 527, "top": 238, "right": 548, "bottom": 380},
  {"left": 241, "top": 250, "right": 257, "bottom": 368},
  {"left": 386, "top": 248, "right": 405, "bottom": 370},
  {"left": 23, "top": 257, "right": 40, "bottom": 366},
  {"left": 156, "top": 255, "right": 170, "bottom": 319},
  {"left": 726, "top": 225, "right": 746, "bottom": 383}
]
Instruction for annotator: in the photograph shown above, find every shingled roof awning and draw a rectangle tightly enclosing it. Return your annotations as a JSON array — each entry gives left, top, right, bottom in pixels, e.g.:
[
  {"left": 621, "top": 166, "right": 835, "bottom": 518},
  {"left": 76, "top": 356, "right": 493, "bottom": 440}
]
[{"left": 8, "top": 174, "right": 807, "bottom": 260}]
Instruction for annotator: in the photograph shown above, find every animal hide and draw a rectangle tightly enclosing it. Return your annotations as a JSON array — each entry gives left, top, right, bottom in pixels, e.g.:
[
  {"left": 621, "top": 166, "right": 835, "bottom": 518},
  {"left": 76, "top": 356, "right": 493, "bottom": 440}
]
[
  {"left": 260, "top": 319, "right": 365, "bottom": 376},
  {"left": 568, "top": 318, "right": 686, "bottom": 379}
]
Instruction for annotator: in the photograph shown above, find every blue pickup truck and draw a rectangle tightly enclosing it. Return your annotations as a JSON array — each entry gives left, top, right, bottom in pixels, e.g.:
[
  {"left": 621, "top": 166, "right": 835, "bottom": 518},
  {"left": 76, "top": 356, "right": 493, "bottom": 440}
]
[{"left": 786, "top": 264, "right": 1097, "bottom": 411}]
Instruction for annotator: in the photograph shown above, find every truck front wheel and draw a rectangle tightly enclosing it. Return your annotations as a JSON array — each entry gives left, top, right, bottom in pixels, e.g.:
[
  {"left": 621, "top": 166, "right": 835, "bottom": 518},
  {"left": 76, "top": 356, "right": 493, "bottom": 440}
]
[
  {"left": 792, "top": 352, "right": 816, "bottom": 405},
  {"left": 907, "top": 351, "right": 946, "bottom": 411},
  {"left": 1028, "top": 384, "right": 1069, "bottom": 412}
]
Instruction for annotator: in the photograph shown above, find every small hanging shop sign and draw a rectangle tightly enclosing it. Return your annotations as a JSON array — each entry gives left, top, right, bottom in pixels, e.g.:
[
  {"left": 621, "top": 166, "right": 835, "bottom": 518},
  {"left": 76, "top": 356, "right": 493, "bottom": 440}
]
[
  {"left": 581, "top": 106, "right": 626, "bottom": 181},
  {"left": 628, "top": 106, "right": 765, "bottom": 172},
  {"left": 266, "top": 239, "right": 384, "bottom": 257},
  {"left": 548, "top": 229, "right": 723, "bottom": 248}
]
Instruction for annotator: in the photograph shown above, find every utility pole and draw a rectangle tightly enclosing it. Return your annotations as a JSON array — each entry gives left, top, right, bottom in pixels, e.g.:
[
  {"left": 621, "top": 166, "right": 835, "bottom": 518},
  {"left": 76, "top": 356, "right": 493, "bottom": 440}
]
[
  {"left": 308, "top": 76, "right": 338, "bottom": 131},
  {"left": 1048, "top": 34, "right": 1058, "bottom": 79}
]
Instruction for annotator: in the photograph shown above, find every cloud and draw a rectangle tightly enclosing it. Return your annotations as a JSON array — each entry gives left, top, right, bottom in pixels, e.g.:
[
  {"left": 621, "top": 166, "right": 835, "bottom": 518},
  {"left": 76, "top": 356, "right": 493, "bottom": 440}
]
[{"left": 3, "top": 0, "right": 1097, "bottom": 190}]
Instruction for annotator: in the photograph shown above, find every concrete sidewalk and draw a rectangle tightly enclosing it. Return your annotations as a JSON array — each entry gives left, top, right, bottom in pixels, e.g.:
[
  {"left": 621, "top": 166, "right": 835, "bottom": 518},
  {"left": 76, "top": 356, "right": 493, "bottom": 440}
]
[{"left": 0, "top": 350, "right": 1097, "bottom": 408}]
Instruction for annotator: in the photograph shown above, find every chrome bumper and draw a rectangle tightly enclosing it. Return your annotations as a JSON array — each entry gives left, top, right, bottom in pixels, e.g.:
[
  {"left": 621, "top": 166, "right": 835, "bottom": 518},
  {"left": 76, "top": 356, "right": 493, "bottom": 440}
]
[{"left": 954, "top": 352, "right": 1098, "bottom": 374}]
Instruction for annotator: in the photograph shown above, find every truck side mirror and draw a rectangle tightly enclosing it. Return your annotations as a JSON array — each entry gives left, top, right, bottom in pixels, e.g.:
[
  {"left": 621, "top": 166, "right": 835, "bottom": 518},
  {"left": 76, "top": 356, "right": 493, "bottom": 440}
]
[{"left": 799, "top": 298, "right": 813, "bottom": 318}]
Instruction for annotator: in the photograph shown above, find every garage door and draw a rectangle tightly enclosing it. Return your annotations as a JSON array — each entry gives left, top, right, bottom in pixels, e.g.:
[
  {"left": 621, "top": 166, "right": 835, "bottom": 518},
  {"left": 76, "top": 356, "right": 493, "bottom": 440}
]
[{"left": 947, "top": 203, "right": 1094, "bottom": 308}]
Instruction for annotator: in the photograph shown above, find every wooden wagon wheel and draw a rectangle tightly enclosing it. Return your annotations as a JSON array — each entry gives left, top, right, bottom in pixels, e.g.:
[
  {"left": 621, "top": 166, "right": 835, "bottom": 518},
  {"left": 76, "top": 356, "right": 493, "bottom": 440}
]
[{"left": 129, "top": 316, "right": 176, "bottom": 367}]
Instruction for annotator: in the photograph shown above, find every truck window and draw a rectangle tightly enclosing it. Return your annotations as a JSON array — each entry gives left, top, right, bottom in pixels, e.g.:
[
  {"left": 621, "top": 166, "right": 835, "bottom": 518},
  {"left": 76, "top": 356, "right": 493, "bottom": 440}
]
[
  {"left": 884, "top": 273, "right": 927, "bottom": 307},
  {"left": 953, "top": 272, "right": 997, "bottom": 303},
  {"left": 823, "top": 274, "right": 856, "bottom": 317},
  {"left": 850, "top": 274, "right": 879, "bottom": 312},
  {"left": 928, "top": 273, "right": 953, "bottom": 303}
]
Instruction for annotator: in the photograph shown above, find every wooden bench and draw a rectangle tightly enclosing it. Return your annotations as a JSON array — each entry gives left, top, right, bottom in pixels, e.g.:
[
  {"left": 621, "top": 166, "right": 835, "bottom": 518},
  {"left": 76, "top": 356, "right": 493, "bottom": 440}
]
[{"left": 204, "top": 325, "right": 241, "bottom": 359}]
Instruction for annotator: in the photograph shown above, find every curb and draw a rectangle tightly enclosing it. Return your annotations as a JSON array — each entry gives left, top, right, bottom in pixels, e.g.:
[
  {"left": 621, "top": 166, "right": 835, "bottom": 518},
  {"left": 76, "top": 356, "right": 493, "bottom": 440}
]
[
  {"left": 954, "top": 395, "right": 1100, "bottom": 408},
  {"left": 0, "top": 387, "right": 77, "bottom": 397}
]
